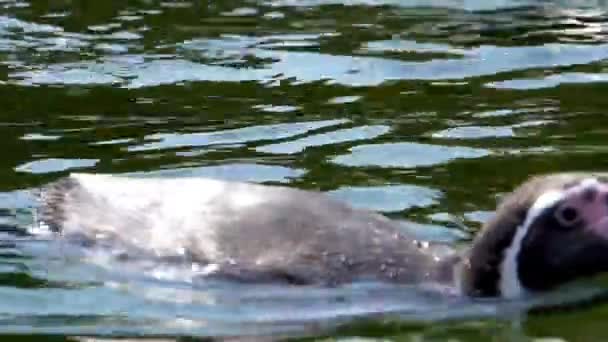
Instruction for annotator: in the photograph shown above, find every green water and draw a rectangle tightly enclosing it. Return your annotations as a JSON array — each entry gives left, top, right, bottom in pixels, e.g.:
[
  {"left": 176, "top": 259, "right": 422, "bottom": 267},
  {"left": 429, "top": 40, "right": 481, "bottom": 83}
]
[{"left": 1, "top": 0, "right": 608, "bottom": 341}]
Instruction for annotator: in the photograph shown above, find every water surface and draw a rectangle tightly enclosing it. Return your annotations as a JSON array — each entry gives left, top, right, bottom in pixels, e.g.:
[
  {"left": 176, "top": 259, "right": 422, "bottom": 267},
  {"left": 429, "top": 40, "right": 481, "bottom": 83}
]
[{"left": 2, "top": 0, "right": 608, "bottom": 341}]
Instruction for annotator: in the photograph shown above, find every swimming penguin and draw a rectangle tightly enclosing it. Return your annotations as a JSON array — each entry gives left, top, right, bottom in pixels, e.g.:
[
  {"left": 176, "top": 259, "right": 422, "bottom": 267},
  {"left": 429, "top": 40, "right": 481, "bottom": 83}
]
[{"left": 36, "top": 172, "right": 608, "bottom": 298}]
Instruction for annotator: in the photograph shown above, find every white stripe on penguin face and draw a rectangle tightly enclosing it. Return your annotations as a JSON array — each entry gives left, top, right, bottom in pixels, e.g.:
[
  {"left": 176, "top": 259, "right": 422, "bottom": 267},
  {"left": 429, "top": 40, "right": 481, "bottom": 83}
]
[{"left": 499, "top": 190, "right": 566, "bottom": 298}]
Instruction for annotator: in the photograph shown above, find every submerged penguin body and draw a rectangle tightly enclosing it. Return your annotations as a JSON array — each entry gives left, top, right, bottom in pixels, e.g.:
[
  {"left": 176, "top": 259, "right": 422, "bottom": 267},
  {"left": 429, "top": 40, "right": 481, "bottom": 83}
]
[
  {"left": 39, "top": 174, "right": 456, "bottom": 286},
  {"left": 38, "top": 172, "right": 608, "bottom": 298}
]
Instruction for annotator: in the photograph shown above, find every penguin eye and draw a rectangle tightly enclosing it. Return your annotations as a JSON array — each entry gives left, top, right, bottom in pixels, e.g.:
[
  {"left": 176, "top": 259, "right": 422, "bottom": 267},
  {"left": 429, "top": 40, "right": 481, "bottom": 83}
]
[{"left": 554, "top": 206, "right": 581, "bottom": 228}]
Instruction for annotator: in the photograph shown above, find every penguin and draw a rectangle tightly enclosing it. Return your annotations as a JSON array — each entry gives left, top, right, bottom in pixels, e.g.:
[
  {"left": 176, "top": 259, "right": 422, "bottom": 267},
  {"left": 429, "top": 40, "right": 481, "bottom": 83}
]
[{"left": 36, "top": 172, "right": 608, "bottom": 298}]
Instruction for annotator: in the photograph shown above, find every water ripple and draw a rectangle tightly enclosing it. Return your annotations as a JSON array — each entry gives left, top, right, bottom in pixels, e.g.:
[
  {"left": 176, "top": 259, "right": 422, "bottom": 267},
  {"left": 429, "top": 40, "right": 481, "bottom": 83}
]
[
  {"left": 328, "top": 185, "right": 442, "bottom": 212},
  {"left": 129, "top": 119, "right": 348, "bottom": 152},
  {"left": 12, "top": 39, "right": 608, "bottom": 87},
  {"left": 488, "top": 72, "right": 608, "bottom": 89},
  {"left": 256, "top": 125, "right": 390, "bottom": 154},
  {"left": 14, "top": 158, "right": 99, "bottom": 174},
  {"left": 332, "top": 142, "right": 491, "bottom": 168},
  {"left": 431, "top": 125, "right": 515, "bottom": 139}
]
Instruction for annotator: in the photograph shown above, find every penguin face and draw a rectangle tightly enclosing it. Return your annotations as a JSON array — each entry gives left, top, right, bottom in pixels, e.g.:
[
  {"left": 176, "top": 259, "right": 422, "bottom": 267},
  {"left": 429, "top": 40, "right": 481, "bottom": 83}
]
[
  {"left": 462, "top": 173, "right": 608, "bottom": 298},
  {"left": 513, "top": 178, "right": 608, "bottom": 294}
]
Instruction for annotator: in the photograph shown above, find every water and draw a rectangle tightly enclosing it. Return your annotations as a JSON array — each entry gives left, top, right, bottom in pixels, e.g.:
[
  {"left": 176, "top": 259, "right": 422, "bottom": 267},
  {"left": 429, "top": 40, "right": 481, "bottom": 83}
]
[{"left": 2, "top": 0, "right": 608, "bottom": 340}]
